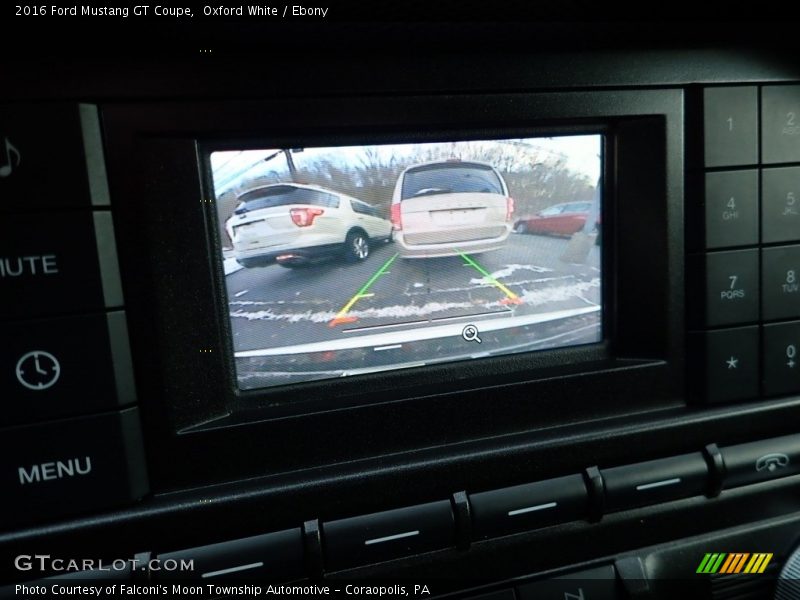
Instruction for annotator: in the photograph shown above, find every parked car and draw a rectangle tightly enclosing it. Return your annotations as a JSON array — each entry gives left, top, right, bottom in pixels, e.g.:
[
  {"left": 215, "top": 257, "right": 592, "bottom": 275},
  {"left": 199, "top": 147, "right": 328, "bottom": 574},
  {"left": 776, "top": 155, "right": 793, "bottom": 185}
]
[
  {"left": 390, "top": 159, "right": 513, "bottom": 258},
  {"left": 513, "top": 201, "right": 595, "bottom": 236},
  {"left": 225, "top": 183, "right": 392, "bottom": 268}
]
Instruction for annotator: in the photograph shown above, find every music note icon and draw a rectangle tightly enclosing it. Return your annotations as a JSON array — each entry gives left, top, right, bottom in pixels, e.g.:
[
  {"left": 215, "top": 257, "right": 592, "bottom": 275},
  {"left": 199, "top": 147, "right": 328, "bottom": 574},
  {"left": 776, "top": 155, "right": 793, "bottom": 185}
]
[{"left": 0, "top": 137, "right": 21, "bottom": 178}]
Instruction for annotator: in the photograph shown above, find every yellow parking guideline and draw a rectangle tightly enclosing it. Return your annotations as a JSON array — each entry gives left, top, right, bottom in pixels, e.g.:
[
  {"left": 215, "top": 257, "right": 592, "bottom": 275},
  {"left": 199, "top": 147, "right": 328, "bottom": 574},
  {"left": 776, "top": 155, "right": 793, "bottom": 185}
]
[
  {"left": 458, "top": 252, "right": 522, "bottom": 305},
  {"left": 329, "top": 253, "right": 398, "bottom": 327}
]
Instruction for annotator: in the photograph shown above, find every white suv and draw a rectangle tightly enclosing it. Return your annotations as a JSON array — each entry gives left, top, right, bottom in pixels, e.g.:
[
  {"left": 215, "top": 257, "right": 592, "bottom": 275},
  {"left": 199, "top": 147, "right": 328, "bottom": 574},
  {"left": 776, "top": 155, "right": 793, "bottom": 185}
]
[{"left": 225, "top": 183, "right": 392, "bottom": 268}]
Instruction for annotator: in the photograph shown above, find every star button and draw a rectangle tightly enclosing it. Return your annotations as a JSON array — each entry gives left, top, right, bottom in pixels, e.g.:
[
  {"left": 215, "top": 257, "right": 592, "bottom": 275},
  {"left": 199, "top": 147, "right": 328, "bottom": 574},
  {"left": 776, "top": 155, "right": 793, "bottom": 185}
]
[{"left": 727, "top": 356, "right": 739, "bottom": 369}]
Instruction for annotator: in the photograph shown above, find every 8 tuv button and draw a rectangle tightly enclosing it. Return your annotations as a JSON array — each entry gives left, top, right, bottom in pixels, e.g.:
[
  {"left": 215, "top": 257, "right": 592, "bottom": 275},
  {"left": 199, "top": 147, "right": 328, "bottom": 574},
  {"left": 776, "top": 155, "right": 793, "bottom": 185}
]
[{"left": 762, "top": 245, "right": 800, "bottom": 321}]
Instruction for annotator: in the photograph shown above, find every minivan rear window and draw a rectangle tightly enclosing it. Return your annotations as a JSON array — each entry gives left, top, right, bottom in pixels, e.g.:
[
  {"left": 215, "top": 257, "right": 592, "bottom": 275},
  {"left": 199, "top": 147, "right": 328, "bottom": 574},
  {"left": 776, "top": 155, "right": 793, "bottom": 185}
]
[
  {"left": 234, "top": 186, "right": 339, "bottom": 214},
  {"left": 401, "top": 163, "right": 504, "bottom": 200}
]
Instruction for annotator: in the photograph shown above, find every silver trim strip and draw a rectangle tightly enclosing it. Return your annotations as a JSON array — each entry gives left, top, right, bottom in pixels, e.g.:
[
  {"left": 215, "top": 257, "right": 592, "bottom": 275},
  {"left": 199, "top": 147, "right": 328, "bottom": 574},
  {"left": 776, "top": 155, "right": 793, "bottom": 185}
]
[
  {"left": 200, "top": 562, "right": 263, "bottom": 578},
  {"left": 107, "top": 311, "right": 137, "bottom": 406},
  {"left": 508, "top": 501, "right": 558, "bottom": 516},
  {"left": 636, "top": 478, "right": 682, "bottom": 491},
  {"left": 93, "top": 212, "right": 124, "bottom": 308},
  {"left": 364, "top": 530, "right": 420, "bottom": 546},
  {"left": 79, "top": 104, "right": 111, "bottom": 207}
]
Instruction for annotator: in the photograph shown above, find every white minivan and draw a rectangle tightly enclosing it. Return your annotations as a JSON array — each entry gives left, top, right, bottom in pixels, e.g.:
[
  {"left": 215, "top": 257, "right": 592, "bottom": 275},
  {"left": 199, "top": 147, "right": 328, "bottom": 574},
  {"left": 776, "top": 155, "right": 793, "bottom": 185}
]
[
  {"left": 225, "top": 183, "right": 392, "bottom": 268},
  {"left": 390, "top": 160, "right": 513, "bottom": 258}
]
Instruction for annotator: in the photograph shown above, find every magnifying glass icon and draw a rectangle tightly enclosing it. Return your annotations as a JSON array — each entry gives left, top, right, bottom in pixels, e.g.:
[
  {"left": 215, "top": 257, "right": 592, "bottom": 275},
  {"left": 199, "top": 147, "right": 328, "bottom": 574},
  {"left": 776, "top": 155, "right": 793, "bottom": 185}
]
[{"left": 462, "top": 324, "right": 481, "bottom": 344}]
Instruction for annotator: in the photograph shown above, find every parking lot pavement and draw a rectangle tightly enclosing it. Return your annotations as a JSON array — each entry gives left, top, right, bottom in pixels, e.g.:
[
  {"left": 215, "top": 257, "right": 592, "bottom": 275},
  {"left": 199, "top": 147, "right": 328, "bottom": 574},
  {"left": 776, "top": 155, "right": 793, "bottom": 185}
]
[{"left": 224, "top": 233, "right": 601, "bottom": 354}]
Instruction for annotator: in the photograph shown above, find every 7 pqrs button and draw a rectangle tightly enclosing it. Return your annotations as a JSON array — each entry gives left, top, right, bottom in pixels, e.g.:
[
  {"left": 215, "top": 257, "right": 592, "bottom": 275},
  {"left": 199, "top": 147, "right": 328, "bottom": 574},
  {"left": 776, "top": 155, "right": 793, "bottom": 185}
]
[{"left": 699, "top": 249, "right": 760, "bottom": 326}]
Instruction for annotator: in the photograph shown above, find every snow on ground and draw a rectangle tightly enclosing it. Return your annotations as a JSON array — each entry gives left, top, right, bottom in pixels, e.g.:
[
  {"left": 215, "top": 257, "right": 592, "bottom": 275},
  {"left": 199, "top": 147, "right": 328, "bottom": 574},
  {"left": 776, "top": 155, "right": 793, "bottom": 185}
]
[
  {"left": 229, "top": 278, "right": 601, "bottom": 324},
  {"left": 517, "top": 278, "right": 600, "bottom": 306},
  {"left": 469, "top": 264, "right": 553, "bottom": 285}
]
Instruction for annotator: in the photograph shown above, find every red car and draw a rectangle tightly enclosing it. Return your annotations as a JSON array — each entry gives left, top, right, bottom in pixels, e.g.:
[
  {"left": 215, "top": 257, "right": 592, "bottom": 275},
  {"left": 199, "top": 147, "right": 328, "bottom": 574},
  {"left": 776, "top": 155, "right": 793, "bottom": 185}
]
[{"left": 513, "top": 201, "right": 595, "bottom": 236}]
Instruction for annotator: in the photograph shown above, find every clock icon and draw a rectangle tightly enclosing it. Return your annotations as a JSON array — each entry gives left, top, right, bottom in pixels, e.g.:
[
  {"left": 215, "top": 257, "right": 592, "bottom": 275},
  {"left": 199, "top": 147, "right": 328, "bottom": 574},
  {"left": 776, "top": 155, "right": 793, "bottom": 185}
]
[{"left": 15, "top": 350, "right": 61, "bottom": 391}]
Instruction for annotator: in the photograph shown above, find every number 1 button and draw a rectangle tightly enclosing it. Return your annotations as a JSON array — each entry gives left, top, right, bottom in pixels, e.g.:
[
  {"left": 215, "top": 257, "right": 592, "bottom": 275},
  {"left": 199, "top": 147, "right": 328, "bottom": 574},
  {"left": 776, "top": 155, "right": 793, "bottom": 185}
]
[{"left": 704, "top": 87, "right": 758, "bottom": 167}]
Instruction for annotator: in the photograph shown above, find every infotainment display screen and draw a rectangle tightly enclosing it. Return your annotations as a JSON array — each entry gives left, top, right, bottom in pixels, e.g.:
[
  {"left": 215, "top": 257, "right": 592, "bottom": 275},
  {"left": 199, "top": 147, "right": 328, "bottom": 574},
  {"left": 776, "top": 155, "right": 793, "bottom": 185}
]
[{"left": 210, "top": 135, "right": 603, "bottom": 391}]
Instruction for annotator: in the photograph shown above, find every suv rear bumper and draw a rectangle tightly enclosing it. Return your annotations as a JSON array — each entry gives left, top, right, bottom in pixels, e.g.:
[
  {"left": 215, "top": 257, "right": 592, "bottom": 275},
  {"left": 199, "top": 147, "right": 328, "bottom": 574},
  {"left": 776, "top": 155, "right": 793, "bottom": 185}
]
[{"left": 234, "top": 243, "right": 344, "bottom": 267}]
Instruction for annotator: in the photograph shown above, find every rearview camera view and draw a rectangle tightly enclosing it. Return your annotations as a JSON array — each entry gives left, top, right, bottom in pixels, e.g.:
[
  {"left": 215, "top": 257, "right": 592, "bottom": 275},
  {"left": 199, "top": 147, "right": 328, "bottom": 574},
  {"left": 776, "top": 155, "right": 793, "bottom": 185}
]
[{"left": 210, "top": 135, "right": 603, "bottom": 391}]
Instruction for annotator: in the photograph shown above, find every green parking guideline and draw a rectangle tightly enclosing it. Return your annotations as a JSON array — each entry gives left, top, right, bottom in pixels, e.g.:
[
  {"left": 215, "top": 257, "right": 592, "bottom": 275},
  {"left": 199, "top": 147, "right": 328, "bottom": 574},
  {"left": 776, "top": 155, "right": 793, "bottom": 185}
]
[
  {"left": 329, "top": 252, "right": 399, "bottom": 327},
  {"left": 458, "top": 251, "right": 522, "bottom": 305}
]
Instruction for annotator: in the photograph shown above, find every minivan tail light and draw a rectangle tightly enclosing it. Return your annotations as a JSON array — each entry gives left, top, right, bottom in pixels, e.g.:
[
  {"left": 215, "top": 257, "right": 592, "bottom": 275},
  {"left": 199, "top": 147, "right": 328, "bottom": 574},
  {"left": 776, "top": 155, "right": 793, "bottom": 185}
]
[
  {"left": 390, "top": 203, "right": 402, "bottom": 230},
  {"left": 506, "top": 197, "right": 515, "bottom": 222},
  {"left": 290, "top": 207, "right": 324, "bottom": 227}
]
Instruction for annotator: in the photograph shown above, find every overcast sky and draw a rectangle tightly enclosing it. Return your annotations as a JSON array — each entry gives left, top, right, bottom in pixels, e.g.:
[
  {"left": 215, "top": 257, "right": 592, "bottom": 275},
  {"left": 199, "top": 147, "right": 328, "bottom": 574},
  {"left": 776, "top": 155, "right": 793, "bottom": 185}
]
[{"left": 211, "top": 134, "right": 602, "bottom": 195}]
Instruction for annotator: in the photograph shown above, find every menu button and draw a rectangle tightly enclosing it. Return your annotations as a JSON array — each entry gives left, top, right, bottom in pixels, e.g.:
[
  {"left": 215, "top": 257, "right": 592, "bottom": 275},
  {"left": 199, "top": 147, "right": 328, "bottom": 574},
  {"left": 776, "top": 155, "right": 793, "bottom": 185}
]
[
  {"left": 18, "top": 456, "right": 92, "bottom": 485},
  {"left": 0, "top": 408, "right": 149, "bottom": 530}
]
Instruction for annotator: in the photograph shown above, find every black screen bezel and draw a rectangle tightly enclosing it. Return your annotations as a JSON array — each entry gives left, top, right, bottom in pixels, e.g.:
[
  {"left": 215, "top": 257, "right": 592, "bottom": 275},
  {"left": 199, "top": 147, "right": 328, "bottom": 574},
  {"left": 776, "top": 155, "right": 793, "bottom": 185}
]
[
  {"left": 101, "top": 88, "right": 684, "bottom": 491},
  {"left": 200, "top": 128, "right": 610, "bottom": 418}
]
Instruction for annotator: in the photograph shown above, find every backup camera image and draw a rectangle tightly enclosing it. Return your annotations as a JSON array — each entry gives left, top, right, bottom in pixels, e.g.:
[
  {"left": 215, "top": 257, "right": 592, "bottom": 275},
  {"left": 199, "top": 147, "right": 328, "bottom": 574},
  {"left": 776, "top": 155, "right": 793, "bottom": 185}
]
[{"left": 210, "top": 135, "right": 603, "bottom": 391}]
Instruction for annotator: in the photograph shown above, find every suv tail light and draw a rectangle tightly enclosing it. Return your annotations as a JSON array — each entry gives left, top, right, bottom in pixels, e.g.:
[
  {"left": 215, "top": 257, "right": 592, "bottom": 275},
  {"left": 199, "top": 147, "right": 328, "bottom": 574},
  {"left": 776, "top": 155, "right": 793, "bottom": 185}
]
[
  {"left": 290, "top": 207, "right": 324, "bottom": 227},
  {"left": 390, "top": 203, "right": 402, "bottom": 230},
  {"left": 506, "top": 197, "right": 515, "bottom": 222}
]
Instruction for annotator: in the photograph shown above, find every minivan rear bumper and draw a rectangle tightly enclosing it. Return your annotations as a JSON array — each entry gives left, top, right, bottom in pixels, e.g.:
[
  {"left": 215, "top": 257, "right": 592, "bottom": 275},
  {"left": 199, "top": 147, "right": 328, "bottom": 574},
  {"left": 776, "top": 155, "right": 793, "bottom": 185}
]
[{"left": 394, "top": 230, "right": 509, "bottom": 258}]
